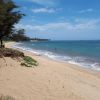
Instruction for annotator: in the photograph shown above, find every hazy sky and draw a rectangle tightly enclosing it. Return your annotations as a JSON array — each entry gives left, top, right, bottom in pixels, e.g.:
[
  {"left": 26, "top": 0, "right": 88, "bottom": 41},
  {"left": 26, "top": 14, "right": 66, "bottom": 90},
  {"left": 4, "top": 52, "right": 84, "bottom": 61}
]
[{"left": 14, "top": 0, "right": 100, "bottom": 40}]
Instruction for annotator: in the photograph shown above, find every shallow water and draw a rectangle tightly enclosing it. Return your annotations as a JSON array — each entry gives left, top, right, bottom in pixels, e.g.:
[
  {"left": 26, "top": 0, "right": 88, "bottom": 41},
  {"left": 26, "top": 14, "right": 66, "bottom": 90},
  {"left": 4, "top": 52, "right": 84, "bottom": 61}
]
[{"left": 13, "top": 40, "right": 100, "bottom": 71}]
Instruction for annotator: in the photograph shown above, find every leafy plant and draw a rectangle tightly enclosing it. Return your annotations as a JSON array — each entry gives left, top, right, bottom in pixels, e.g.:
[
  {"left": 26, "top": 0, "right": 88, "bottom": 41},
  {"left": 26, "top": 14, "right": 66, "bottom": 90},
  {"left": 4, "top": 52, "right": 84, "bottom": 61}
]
[
  {"left": 0, "top": 95, "right": 15, "bottom": 100},
  {"left": 21, "top": 56, "right": 38, "bottom": 67}
]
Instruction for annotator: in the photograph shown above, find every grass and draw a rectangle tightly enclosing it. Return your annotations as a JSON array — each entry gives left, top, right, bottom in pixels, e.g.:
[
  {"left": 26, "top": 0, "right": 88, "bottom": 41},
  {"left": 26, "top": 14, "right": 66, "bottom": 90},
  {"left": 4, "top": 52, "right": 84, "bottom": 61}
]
[
  {"left": 21, "top": 56, "right": 38, "bottom": 67},
  {"left": 0, "top": 95, "right": 15, "bottom": 100}
]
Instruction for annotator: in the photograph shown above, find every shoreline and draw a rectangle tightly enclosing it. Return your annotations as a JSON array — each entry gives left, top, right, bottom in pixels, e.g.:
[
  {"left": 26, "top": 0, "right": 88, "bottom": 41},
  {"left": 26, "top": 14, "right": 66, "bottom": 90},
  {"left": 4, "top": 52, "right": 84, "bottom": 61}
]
[
  {"left": 6, "top": 42, "right": 100, "bottom": 75},
  {"left": 6, "top": 42, "right": 100, "bottom": 76},
  {"left": 0, "top": 42, "right": 100, "bottom": 100},
  {"left": 11, "top": 42, "right": 100, "bottom": 72}
]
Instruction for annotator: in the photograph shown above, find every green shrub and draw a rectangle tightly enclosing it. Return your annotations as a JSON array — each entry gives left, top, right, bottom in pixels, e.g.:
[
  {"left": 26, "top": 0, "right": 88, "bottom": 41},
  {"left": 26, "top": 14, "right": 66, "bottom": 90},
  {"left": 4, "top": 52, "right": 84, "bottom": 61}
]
[
  {"left": 0, "top": 95, "right": 15, "bottom": 100},
  {"left": 21, "top": 56, "right": 38, "bottom": 67}
]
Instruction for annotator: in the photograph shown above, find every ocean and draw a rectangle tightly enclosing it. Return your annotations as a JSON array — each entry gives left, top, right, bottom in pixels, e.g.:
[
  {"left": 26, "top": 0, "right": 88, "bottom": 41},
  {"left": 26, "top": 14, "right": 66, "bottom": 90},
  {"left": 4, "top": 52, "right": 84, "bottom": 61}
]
[{"left": 13, "top": 40, "right": 100, "bottom": 71}]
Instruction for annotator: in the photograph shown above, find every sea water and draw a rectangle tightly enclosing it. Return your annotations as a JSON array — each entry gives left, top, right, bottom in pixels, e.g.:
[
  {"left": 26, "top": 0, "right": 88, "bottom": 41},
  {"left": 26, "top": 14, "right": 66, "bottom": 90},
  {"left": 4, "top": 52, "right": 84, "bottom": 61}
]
[{"left": 13, "top": 40, "right": 100, "bottom": 71}]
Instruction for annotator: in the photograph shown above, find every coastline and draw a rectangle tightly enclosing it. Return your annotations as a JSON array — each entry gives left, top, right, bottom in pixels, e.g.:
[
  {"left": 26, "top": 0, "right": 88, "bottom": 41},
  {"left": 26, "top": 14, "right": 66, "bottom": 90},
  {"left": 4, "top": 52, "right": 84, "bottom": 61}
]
[
  {"left": 12, "top": 41, "right": 100, "bottom": 71},
  {"left": 0, "top": 42, "right": 100, "bottom": 100},
  {"left": 10, "top": 42, "right": 100, "bottom": 72}
]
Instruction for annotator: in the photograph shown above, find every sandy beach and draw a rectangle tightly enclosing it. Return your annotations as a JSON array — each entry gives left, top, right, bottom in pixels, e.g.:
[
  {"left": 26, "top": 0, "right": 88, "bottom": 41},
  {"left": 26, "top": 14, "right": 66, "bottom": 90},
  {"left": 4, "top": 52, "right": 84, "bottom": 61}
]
[{"left": 0, "top": 42, "right": 100, "bottom": 100}]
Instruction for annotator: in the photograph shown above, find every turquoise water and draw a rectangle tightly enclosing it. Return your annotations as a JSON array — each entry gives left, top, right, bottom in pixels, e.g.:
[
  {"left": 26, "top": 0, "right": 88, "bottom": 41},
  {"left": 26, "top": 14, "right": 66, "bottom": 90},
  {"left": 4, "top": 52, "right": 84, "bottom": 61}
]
[{"left": 14, "top": 40, "right": 100, "bottom": 71}]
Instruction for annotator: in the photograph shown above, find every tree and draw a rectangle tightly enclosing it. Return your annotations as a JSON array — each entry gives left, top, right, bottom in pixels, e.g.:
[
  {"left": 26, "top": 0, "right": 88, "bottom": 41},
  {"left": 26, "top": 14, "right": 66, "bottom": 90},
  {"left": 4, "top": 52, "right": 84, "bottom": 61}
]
[
  {"left": 0, "top": 0, "right": 24, "bottom": 47},
  {"left": 11, "top": 29, "right": 30, "bottom": 41}
]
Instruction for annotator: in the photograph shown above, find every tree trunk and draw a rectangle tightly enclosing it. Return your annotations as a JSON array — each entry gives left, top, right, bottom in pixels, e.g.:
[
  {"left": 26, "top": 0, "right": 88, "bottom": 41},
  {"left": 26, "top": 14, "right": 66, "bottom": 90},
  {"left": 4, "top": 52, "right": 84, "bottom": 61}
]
[{"left": 0, "top": 38, "right": 4, "bottom": 48}]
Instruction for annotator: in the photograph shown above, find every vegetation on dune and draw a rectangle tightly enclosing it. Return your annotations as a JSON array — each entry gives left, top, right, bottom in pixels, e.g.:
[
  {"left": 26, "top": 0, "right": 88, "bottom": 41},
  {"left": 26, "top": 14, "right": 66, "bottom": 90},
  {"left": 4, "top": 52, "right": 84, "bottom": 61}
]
[
  {"left": 0, "top": 48, "right": 38, "bottom": 67},
  {"left": 0, "top": 48, "right": 24, "bottom": 58},
  {"left": 21, "top": 56, "right": 39, "bottom": 67},
  {"left": 0, "top": 95, "right": 15, "bottom": 100}
]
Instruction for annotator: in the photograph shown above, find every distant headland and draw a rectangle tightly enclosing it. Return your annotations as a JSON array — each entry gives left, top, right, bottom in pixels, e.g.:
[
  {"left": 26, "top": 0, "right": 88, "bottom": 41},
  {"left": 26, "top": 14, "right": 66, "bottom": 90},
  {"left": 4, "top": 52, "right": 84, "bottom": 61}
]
[{"left": 30, "top": 38, "right": 50, "bottom": 42}]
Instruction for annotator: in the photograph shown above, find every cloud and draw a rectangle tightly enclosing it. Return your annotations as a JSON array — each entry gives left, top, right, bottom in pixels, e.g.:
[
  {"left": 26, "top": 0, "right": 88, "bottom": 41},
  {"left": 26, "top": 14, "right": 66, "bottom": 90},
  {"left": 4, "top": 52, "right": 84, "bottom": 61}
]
[
  {"left": 78, "top": 9, "right": 93, "bottom": 14},
  {"left": 15, "top": 18, "right": 100, "bottom": 40},
  {"left": 28, "top": 0, "right": 56, "bottom": 6},
  {"left": 32, "top": 7, "right": 62, "bottom": 13},
  {"left": 16, "top": 18, "right": 100, "bottom": 33},
  {"left": 32, "top": 8, "right": 56, "bottom": 13}
]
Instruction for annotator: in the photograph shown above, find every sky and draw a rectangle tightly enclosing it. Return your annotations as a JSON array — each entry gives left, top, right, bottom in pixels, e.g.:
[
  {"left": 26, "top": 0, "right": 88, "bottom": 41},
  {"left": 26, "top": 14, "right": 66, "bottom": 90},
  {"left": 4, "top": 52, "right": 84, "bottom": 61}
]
[{"left": 13, "top": 0, "right": 100, "bottom": 40}]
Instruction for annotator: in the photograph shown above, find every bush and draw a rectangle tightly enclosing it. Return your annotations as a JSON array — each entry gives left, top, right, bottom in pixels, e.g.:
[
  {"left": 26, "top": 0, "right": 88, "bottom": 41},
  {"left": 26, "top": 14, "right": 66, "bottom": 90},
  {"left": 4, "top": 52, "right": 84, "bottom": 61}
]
[
  {"left": 0, "top": 48, "right": 24, "bottom": 58},
  {"left": 21, "top": 56, "right": 38, "bottom": 67},
  {"left": 0, "top": 95, "right": 15, "bottom": 100}
]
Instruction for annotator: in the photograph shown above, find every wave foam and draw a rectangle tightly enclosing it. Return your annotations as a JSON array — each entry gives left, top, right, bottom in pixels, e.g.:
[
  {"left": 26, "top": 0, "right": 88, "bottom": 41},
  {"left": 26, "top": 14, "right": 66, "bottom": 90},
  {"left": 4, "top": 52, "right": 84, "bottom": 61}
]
[{"left": 13, "top": 43, "right": 100, "bottom": 71}]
